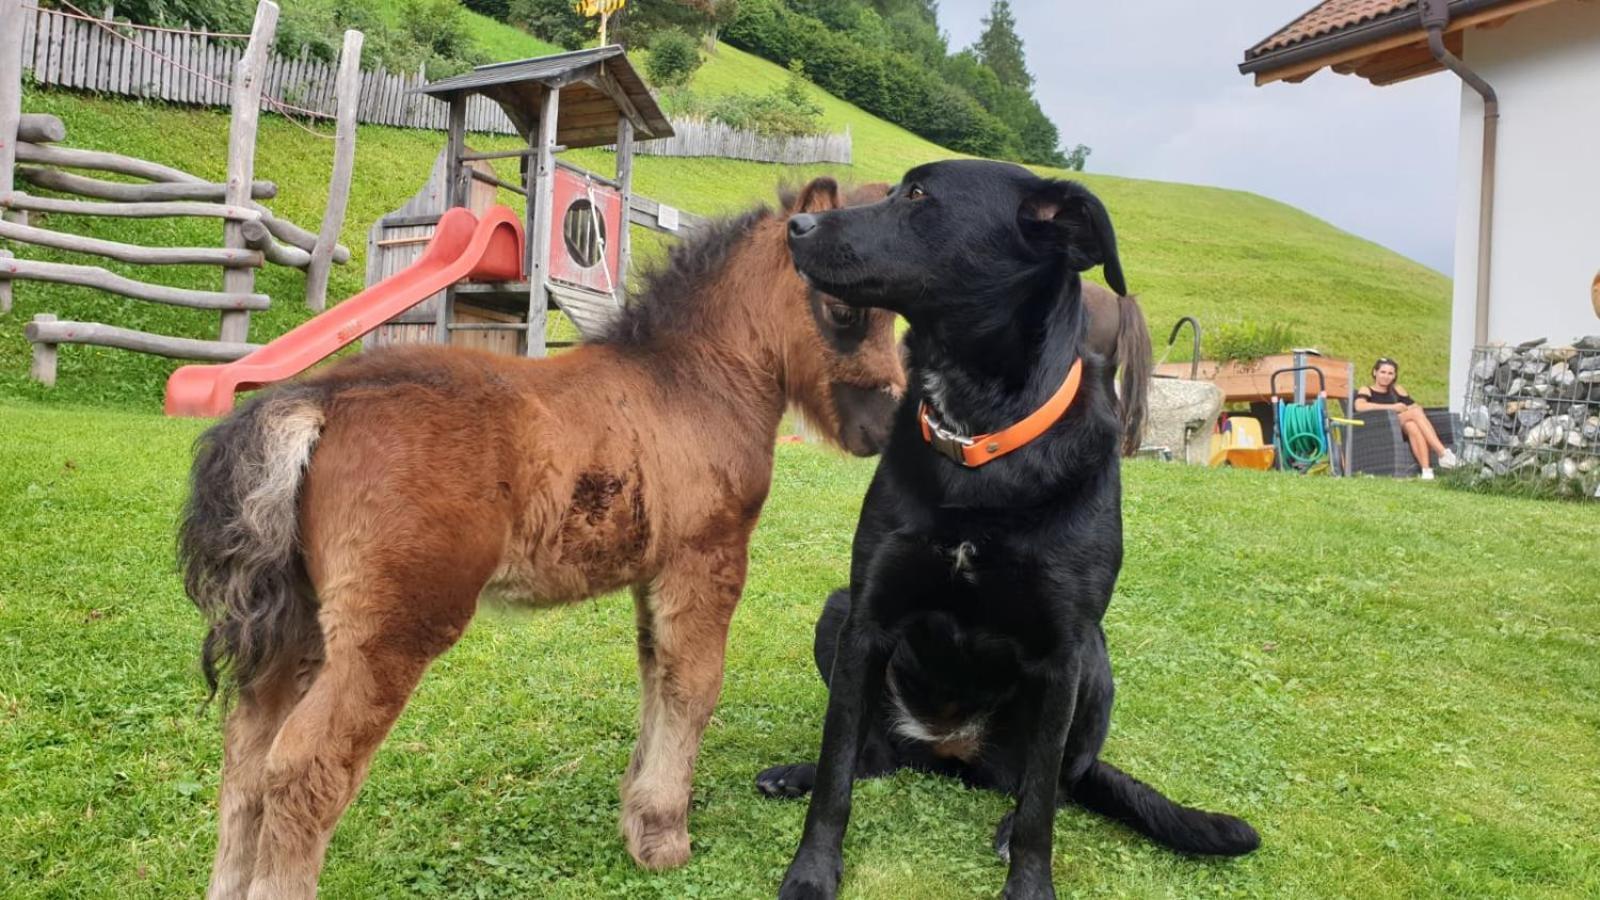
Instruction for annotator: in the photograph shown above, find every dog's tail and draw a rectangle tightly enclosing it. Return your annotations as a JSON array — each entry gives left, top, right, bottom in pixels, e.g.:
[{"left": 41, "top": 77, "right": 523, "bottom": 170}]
[
  {"left": 1071, "top": 760, "right": 1259, "bottom": 856},
  {"left": 179, "top": 385, "right": 328, "bottom": 705},
  {"left": 1113, "top": 294, "right": 1152, "bottom": 457}
]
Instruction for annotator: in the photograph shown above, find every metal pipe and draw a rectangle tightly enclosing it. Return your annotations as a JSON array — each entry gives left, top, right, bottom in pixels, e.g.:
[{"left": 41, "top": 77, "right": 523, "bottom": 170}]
[
  {"left": 1165, "top": 316, "right": 1202, "bottom": 380},
  {"left": 1422, "top": 0, "right": 1497, "bottom": 346}
]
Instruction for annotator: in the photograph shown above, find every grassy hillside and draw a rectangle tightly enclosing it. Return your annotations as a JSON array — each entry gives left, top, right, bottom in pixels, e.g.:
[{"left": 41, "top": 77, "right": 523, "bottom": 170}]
[
  {"left": 3, "top": 397, "right": 1596, "bottom": 897},
  {"left": 1, "top": 37, "right": 1451, "bottom": 409}
]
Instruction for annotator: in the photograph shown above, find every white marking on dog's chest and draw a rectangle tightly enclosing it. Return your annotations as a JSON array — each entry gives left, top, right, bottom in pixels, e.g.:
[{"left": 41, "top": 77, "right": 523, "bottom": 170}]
[{"left": 886, "top": 673, "right": 988, "bottom": 761}]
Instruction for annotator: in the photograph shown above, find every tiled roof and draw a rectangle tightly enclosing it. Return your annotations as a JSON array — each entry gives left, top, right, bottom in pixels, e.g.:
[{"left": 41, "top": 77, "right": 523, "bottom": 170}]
[{"left": 1247, "top": 0, "right": 1419, "bottom": 59}]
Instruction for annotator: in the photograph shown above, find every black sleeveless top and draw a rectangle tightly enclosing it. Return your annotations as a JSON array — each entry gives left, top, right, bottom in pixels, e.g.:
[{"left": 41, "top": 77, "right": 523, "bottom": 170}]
[{"left": 1359, "top": 386, "right": 1413, "bottom": 406}]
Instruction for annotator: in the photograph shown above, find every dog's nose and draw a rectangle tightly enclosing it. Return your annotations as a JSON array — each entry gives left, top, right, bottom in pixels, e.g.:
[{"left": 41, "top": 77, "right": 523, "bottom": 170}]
[{"left": 788, "top": 213, "right": 819, "bottom": 238}]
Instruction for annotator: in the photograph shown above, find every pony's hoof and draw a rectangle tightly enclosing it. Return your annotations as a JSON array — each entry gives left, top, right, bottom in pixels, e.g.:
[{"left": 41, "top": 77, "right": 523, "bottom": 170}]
[{"left": 623, "top": 810, "right": 692, "bottom": 870}]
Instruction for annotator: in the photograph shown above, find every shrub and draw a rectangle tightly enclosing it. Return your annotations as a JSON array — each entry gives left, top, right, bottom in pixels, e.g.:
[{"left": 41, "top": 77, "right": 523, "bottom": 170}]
[
  {"left": 646, "top": 29, "right": 704, "bottom": 87},
  {"left": 1206, "top": 320, "right": 1302, "bottom": 363}
]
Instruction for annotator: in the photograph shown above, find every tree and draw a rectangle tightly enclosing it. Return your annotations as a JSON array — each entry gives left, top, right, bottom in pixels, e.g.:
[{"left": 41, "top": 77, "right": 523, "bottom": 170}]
[
  {"left": 974, "top": 0, "right": 1030, "bottom": 90},
  {"left": 1063, "top": 143, "right": 1091, "bottom": 172}
]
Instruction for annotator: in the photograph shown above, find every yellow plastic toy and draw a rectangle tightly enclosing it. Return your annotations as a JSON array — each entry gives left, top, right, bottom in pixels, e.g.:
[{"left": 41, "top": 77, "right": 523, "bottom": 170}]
[{"left": 1209, "top": 416, "right": 1276, "bottom": 470}]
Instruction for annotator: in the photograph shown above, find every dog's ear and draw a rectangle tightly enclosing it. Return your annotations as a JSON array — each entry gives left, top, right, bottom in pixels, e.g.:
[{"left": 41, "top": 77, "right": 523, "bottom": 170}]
[
  {"left": 787, "top": 176, "right": 842, "bottom": 214},
  {"left": 1021, "top": 180, "right": 1128, "bottom": 297}
]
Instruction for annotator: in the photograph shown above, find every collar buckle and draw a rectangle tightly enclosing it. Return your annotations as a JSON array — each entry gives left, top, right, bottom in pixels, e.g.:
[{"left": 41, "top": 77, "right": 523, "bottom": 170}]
[{"left": 922, "top": 409, "right": 974, "bottom": 466}]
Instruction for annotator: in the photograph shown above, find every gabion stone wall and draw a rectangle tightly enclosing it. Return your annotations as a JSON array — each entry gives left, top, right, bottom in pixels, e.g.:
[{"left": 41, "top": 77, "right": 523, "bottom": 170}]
[{"left": 1460, "top": 336, "right": 1600, "bottom": 499}]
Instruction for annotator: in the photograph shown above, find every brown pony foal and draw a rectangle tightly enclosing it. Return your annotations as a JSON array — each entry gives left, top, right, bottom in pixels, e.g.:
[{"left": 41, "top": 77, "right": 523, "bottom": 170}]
[{"left": 180, "top": 177, "right": 904, "bottom": 898}]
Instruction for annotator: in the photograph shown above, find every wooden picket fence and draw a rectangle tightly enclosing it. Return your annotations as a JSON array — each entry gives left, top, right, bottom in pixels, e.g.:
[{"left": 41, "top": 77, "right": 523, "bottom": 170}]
[
  {"left": 16, "top": 3, "right": 517, "bottom": 132},
  {"left": 15, "top": 3, "right": 852, "bottom": 162},
  {"left": 633, "top": 118, "right": 850, "bottom": 165}
]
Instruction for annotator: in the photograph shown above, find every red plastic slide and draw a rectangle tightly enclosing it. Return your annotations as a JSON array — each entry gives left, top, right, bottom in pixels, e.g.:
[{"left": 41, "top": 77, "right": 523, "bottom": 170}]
[{"left": 164, "top": 205, "right": 526, "bottom": 418}]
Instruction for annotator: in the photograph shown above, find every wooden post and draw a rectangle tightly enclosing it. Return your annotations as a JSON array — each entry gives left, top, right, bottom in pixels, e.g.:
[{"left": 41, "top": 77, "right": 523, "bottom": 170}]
[
  {"left": 435, "top": 97, "right": 468, "bottom": 344},
  {"left": 614, "top": 116, "right": 634, "bottom": 306},
  {"left": 305, "top": 29, "right": 362, "bottom": 311},
  {"left": 220, "top": 1, "right": 278, "bottom": 343},
  {"left": 30, "top": 313, "right": 57, "bottom": 386},
  {"left": 525, "top": 88, "right": 558, "bottom": 358},
  {"left": 0, "top": 248, "right": 12, "bottom": 314},
  {"left": 1, "top": 0, "right": 26, "bottom": 219},
  {"left": 444, "top": 96, "right": 467, "bottom": 209}
]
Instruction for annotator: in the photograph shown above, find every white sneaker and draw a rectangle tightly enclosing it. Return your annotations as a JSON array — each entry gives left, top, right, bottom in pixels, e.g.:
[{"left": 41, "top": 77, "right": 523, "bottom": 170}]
[
  {"left": 1420, "top": 468, "right": 1435, "bottom": 480},
  {"left": 1438, "top": 449, "right": 1460, "bottom": 469}
]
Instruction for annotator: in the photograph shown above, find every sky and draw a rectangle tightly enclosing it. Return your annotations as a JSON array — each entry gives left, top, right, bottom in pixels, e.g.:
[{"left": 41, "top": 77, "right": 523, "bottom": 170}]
[{"left": 937, "top": 0, "right": 1462, "bottom": 272}]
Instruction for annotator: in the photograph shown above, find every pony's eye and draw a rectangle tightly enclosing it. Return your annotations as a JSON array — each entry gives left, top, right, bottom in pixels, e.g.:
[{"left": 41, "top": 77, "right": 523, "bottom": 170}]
[
  {"left": 825, "top": 303, "right": 863, "bottom": 328},
  {"left": 907, "top": 184, "right": 926, "bottom": 200}
]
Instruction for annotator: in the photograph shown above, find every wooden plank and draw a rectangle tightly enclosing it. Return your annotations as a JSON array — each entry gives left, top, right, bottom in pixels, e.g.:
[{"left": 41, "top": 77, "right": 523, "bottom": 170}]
[
  {"left": 20, "top": 3, "right": 33, "bottom": 77},
  {"left": 526, "top": 87, "right": 557, "bottom": 358},
  {"left": 382, "top": 212, "right": 442, "bottom": 228},
  {"left": 63, "top": 16, "right": 77, "bottom": 89},
  {"left": 18, "top": 165, "right": 274, "bottom": 201},
  {"left": 1, "top": 191, "right": 260, "bottom": 220},
  {"left": 26, "top": 316, "right": 260, "bottom": 362},
  {"left": 614, "top": 116, "right": 633, "bottom": 304},
  {"left": 48, "top": 9, "right": 63, "bottom": 86},
  {"left": 0, "top": 218, "right": 263, "bottom": 266},
  {"left": 157, "top": 23, "right": 171, "bottom": 99},
  {"left": 221, "top": 0, "right": 277, "bottom": 343},
  {"left": 0, "top": 256, "right": 271, "bottom": 308},
  {"left": 0, "top": 0, "right": 24, "bottom": 200},
  {"left": 305, "top": 29, "right": 362, "bottom": 311},
  {"left": 27, "top": 6, "right": 42, "bottom": 79},
  {"left": 114, "top": 18, "right": 128, "bottom": 95},
  {"left": 0, "top": 248, "right": 10, "bottom": 313}
]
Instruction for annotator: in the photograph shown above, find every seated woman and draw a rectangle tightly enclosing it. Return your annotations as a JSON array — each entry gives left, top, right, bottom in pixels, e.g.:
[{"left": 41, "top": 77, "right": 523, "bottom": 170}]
[{"left": 1355, "top": 357, "right": 1458, "bottom": 479}]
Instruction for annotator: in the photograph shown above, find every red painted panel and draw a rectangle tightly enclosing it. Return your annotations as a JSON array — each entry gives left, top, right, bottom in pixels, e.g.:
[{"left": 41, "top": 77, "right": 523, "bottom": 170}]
[{"left": 548, "top": 166, "right": 622, "bottom": 294}]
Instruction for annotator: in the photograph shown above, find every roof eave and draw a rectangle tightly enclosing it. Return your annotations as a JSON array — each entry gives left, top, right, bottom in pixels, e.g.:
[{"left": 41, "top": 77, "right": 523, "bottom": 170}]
[{"left": 1240, "top": 0, "right": 1536, "bottom": 83}]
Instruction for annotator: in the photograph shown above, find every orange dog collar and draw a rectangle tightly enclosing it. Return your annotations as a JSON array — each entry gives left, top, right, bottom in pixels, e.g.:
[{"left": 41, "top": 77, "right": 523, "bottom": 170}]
[{"left": 918, "top": 358, "right": 1085, "bottom": 467}]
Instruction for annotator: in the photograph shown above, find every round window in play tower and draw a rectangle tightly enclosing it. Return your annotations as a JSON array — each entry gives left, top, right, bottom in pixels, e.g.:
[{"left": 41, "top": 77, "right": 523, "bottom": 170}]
[{"left": 562, "top": 198, "right": 606, "bottom": 268}]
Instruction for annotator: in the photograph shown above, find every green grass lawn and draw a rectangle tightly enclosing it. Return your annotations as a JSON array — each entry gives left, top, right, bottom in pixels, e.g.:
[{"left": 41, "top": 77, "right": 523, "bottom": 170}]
[{"left": 3, "top": 397, "right": 1597, "bottom": 898}]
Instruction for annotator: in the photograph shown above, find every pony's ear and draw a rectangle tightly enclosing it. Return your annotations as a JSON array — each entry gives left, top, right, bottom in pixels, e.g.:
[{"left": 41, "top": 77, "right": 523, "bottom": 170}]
[
  {"left": 1021, "top": 180, "right": 1127, "bottom": 297},
  {"left": 845, "top": 181, "right": 892, "bottom": 207},
  {"left": 790, "top": 176, "right": 842, "bottom": 214}
]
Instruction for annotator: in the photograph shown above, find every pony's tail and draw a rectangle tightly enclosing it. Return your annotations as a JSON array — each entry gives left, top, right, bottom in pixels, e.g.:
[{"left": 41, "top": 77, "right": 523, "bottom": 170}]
[
  {"left": 179, "top": 386, "right": 327, "bottom": 705},
  {"left": 1072, "top": 760, "right": 1260, "bottom": 856},
  {"left": 1113, "top": 293, "right": 1152, "bottom": 456}
]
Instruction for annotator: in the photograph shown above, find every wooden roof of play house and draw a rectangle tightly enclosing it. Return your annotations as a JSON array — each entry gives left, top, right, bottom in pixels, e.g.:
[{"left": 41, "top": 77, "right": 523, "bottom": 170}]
[{"left": 416, "top": 46, "right": 673, "bottom": 149}]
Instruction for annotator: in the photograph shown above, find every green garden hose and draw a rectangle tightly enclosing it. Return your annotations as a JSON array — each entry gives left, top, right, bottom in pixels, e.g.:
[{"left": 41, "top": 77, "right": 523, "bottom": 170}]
[{"left": 1276, "top": 399, "right": 1328, "bottom": 464}]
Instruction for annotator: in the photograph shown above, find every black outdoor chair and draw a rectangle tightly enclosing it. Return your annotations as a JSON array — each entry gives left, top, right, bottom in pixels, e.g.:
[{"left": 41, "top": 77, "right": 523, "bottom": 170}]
[{"left": 1349, "top": 408, "right": 1460, "bottom": 477}]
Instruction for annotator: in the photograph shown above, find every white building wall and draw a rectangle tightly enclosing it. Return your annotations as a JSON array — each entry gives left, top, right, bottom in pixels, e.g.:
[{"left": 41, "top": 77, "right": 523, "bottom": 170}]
[{"left": 1449, "top": 1, "right": 1600, "bottom": 408}]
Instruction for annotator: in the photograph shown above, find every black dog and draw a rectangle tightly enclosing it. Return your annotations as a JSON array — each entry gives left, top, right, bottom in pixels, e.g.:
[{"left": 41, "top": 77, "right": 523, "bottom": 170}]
[{"left": 766, "top": 160, "right": 1259, "bottom": 900}]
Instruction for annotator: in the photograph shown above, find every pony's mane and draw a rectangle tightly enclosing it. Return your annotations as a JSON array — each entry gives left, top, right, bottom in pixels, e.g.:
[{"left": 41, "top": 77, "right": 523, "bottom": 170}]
[{"left": 595, "top": 206, "right": 774, "bottom": 346}]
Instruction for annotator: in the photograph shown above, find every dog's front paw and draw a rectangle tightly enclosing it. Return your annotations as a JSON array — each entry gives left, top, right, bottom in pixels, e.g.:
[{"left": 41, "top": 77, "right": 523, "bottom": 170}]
[
  {"left": 1000, "top": 869, "right": 1056, "bottom": 900},
  {"left": 992, "top": 809, "right": 1015, "bottom": 862},
  {"left": 757, "top": 762, "right": 818, "bottom": 799},
  {"left": 778, "top": 852, "right": 842, "bottom": 900}
]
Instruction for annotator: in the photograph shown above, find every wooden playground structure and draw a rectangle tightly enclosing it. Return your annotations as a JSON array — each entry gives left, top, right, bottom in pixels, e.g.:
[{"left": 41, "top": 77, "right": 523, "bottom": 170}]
[
  {"left": 0, "top": 0, "right": 360, "bottom": 385},
  {"left": 364, "top": 46, "right": 696, "bottom": 357}
]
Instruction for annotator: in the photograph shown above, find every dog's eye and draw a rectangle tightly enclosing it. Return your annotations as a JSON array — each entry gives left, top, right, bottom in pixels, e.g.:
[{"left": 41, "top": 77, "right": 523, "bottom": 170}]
[
  {"left": 907, "top": 184, "right": 926, "bottom": 200},
  {"left": 824, "top": 303, "right": 863, "bottom": 328}
]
